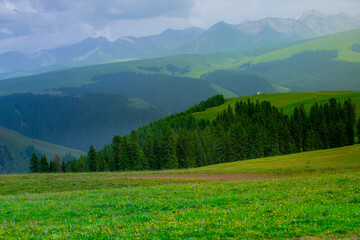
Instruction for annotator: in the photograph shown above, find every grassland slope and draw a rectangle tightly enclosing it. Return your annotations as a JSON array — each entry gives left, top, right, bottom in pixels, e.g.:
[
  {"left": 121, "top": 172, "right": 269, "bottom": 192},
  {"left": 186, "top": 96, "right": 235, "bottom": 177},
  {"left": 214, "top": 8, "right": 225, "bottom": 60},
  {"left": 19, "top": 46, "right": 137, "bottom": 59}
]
[{"left": 194, "top": 91, "right": 360, "bottom": 121}]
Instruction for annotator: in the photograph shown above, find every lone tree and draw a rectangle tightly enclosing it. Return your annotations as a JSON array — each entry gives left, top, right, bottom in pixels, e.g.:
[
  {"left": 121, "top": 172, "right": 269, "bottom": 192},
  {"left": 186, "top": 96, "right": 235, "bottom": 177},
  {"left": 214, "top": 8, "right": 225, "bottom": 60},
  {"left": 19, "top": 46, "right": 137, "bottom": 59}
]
[{"left": 29, "top": 153, "right": 40, "bottom": 173}]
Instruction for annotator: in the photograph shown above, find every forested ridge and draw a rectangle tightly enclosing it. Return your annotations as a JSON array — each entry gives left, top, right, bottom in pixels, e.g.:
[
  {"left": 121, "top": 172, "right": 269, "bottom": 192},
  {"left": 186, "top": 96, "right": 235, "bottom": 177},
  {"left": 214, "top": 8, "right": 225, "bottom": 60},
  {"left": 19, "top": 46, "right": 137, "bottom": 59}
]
[
  {"left": 0, "top": 93, "right": 164, "bottom": 150},
  {"left": 30, "top": 95, "right": 360, "bottom": 173}
]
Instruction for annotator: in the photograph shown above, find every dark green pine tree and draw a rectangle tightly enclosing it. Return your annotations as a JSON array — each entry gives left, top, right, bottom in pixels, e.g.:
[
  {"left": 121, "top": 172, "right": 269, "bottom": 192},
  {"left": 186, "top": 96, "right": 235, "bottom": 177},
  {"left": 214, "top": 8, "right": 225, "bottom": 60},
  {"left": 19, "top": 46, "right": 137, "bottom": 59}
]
[
  {"left": 248, "top": 123, "right": 264, "bottom": 159},
  {"left": 112, "top": 135, "right": 122, "bottom": 171},
  {"left": 129, "top": 130, "right": 142, "bottom": 170},
  {"left": 39, "top": 155, "right": 49, "bottom": 173},
  {"left": 70, "top": 160, "right": 78, "bottom": 172},
  {"left": 163, "top": 126, "right": 178, "bottom": 169},
  {"left": 49, "top": 160, "right": 58, "bottom": 173},
  {"left": 203, "top": 126, "right": 215, "bottom": 165},
  {"left": 152, "top": 134, "right": 164, "bottom": 169},
  {"left": 120, "top": 138, "right": 130, "bottom": 170},
  {"left": 143, "top": 131, "right": 157, "bottom": 170},
  {"left": 77, "top": 154, "right": 88, "bottom": 172},
  {"left": 344, "top": 99, "right": 356, "bottom": 145},
  {"left": 304, "top": 129, "right": 322, "bottom": 151},
  {"left": 97, "top": 150, "right": 109, "bottom": 172},
  {"left": 108, "top": 156, "right": 116, "bottom": 172},
  {"left": 140, "top": 152, "right": 150, "bottom": 170},
  {"left": 88, "top": 145, "right": 97, "bottom": 172},
  {"left": 227, "top": 123, "right": 248, "bottom": 161},
  {"left": 193, "top": 130, "right": 207, "bottom": 167},
  {"left": 29, "top": 153, "right": 40, "bottom": 173},
  {"left": 61, "top": 160, "right": 67, "bottom": 172},
  {"left": 213, "top": 124, "right": 228, "bottom": 164},
  {"left": 176, "top": 129, "right": 196, "bottom": 168}
]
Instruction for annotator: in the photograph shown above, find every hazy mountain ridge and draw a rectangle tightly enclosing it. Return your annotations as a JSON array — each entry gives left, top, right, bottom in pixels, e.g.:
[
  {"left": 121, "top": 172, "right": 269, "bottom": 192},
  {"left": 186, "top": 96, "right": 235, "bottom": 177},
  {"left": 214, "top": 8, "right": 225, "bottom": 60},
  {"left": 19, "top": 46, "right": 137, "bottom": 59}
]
[{"left": 0, "top": 10, "right": 359, "bottom": 77}]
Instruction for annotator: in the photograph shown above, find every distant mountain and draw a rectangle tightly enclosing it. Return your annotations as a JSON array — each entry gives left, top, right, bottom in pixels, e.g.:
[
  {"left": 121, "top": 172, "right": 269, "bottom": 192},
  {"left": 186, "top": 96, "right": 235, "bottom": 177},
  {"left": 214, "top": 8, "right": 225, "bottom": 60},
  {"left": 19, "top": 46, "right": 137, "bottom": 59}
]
[
  {"left": 0, "top": 27, "right": 204, "bottom": 75},
  {"left": 182, "top": 10, "right": 360, "bottom": 53},
  {"left": 0, "top": 10, "right": 359, "bottom": 77},
  {"left": 0, "top": 126, "right": 84, "bottom": 174}
]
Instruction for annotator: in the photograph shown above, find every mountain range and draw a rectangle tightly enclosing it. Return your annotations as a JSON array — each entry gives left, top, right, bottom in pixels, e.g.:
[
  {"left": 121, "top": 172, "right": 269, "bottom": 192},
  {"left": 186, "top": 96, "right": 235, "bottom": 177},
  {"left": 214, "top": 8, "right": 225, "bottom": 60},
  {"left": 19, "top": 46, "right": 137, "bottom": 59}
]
[{"left": 1, "top": 10, "right": 359, "bottom": 78}]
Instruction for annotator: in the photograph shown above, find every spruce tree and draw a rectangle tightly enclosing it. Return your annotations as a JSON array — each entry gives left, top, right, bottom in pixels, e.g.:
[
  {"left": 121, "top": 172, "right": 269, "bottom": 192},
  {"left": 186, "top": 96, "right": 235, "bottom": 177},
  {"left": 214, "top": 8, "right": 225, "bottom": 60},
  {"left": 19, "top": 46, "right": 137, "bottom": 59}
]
[
  {"left": 70, "top": 160, "right": 77, "bottom": 172},
  {"left": 140, "top": 152, "right": 150, "bottom": 170},
  {"left": 129, "top": 130, "right": 142, "bottom": 170},
  {"left": 108, "top": 156, "right": 116, "bottom": 172},
  {"left": 61, "top": 160, "right": 67, "bottom": 172},
  {"left": 97, "top": 150, "right": 109, "bottom": 172},
  {"left": 77, "top": 154, "right": 88, "bottom": 172},
  {"left": 193, "top": 130, "right": 207, "bottom": 167},
  {"left": 163, "top": 126, "right": 178, "bottom": 169},
  {"left": 357, "top": 117, "right": 360, "bottom": 143},
  {"left": 39, "top": 155, "right": 49, "bottom": 173},
  {"left": 176, "top": 129, "right": 195, "bottom": 168},
  {"left": 344, "top": 99, "right": 356, "bottom": 145},
  {"left": 143, "top": 131, "right": 157, "bottom": 170},
  {"left": 112, "top": 135, "right": 122, "bottom": 171},
  {"left": 120, "top": 138, "right": 131, "bottom": 170},
  {"left": 29, "top": 153, "right": 40, "bottom": 173},
  {"left": 49, "top": 160, "right": 58, "bottom": 173},
  {"left": 88, "top": 145, "right": 97, "bottom": 172}
]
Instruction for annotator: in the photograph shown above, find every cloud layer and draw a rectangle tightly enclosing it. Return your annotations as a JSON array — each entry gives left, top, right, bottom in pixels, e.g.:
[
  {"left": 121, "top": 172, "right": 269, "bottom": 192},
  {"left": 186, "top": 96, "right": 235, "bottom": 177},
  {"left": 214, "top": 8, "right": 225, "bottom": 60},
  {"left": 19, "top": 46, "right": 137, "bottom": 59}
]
[{"left": 0, "top": 0, "right": 359, "bottom": 53}]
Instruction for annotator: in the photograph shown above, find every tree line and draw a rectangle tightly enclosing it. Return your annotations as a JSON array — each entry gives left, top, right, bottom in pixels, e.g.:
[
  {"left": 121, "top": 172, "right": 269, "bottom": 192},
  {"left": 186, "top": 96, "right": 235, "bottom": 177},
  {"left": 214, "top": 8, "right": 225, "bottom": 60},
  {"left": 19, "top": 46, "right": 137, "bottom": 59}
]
[{"left": 30, "top": 96, "right": 360, "bottom": 173}]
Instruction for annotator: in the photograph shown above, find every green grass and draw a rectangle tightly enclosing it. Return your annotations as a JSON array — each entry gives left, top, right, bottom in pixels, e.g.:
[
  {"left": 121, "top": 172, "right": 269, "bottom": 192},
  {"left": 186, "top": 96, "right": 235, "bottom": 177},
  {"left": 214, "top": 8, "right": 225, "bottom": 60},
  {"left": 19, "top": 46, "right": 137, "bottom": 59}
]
[
  {"left": 0, "top": 145, "right": 360, "bottom": 239},
  {"left": 127, "top": 98, "right": 151, "bottom": 109},
  {"left": 0, "top": 173, "right": 359, "bottom": 239},
  {"left": 194, "top": 91, "right": 360, "bottom": 121},
  {"left": 182, "top": 145, "right": 360, "bottom": 176}
]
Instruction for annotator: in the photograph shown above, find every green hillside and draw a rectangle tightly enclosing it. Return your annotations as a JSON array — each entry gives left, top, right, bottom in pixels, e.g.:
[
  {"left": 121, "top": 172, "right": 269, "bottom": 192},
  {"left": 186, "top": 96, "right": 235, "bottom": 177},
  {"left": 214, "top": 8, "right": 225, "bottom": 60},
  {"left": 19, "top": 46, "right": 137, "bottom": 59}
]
[
  {"left": 0, "top": 29, "right": 359, "bottom": 96},
  {"left": 180, "top": 144, "right": 360, "bottom": 176},
  {"left": 238, "top": 28, "right": 360, "bottom": 65},
  {"left": 194, "top": 91, "right": 360, "bottom": 121},
  {"left": 0, "top": 126, "right": 84, "bottom": 174},
  {"left": 0, "top": 38, "right": 316, "bottom": 96}
]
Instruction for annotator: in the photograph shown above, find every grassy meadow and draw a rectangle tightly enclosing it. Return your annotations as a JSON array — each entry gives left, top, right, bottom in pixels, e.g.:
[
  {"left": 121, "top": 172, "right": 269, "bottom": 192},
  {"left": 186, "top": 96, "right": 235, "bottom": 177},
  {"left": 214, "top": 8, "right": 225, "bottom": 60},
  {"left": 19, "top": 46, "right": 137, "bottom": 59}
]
[
  {"left": 1, "top": 144, "right": 360, "bottom": 239},
  {"left": 194, "top": 91, "right": 360, "bottom": 121}
]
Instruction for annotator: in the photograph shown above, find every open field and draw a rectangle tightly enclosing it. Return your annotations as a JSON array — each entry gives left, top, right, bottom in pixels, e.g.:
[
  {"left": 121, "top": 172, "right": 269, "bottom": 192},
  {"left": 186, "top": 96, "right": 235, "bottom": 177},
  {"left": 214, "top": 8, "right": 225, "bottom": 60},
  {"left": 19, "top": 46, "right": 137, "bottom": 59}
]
[
  {"left": 0, "top": 145, "right": 360, "bottom": 239},
  {"left": 0, "top": 173, "right": 359, "bottom": 239},
  {"left": 194, "top": 91, "right": 360, "bottom": 121}
]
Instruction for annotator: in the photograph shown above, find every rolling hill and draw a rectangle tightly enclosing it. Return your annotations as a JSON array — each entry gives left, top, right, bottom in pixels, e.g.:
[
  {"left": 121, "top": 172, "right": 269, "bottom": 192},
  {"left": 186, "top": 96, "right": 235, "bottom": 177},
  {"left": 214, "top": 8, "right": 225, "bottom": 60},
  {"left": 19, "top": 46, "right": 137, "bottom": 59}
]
[
  {"left": 0, "top": 126, "right": 84, "bottom": 174},
  {"left": 1, "top": 28, "right": 360, "bottom": 97},
  {"left": 194, "top": 91, "right": 360, "bottom": 121}
]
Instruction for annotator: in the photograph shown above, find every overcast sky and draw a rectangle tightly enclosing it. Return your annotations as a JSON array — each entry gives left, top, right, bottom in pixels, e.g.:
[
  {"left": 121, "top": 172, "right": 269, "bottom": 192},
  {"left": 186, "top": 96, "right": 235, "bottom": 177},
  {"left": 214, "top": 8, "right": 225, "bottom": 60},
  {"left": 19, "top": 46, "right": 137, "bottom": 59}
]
[{"left": 1, "top": 0, "right": 359, "bottom": 54}]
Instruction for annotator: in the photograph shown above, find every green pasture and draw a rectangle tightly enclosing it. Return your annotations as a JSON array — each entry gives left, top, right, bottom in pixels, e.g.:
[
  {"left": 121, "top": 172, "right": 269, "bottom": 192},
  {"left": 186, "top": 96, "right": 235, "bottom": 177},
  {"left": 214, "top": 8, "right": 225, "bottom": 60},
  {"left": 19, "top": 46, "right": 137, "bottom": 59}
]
[
  {"left": 194, "top": 91, "right": 360, "bottom": 121},
  {"left": 0, "top": 173, "right": 359, "bottom": 239}
]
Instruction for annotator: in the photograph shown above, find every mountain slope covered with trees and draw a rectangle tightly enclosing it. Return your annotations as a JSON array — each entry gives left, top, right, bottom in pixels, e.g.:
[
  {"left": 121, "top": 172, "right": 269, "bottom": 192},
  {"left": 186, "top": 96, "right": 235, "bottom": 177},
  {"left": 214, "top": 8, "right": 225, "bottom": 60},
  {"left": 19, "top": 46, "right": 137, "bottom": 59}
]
[{"left": 32, "top": 93, "right": 360, "bottom": 173}]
